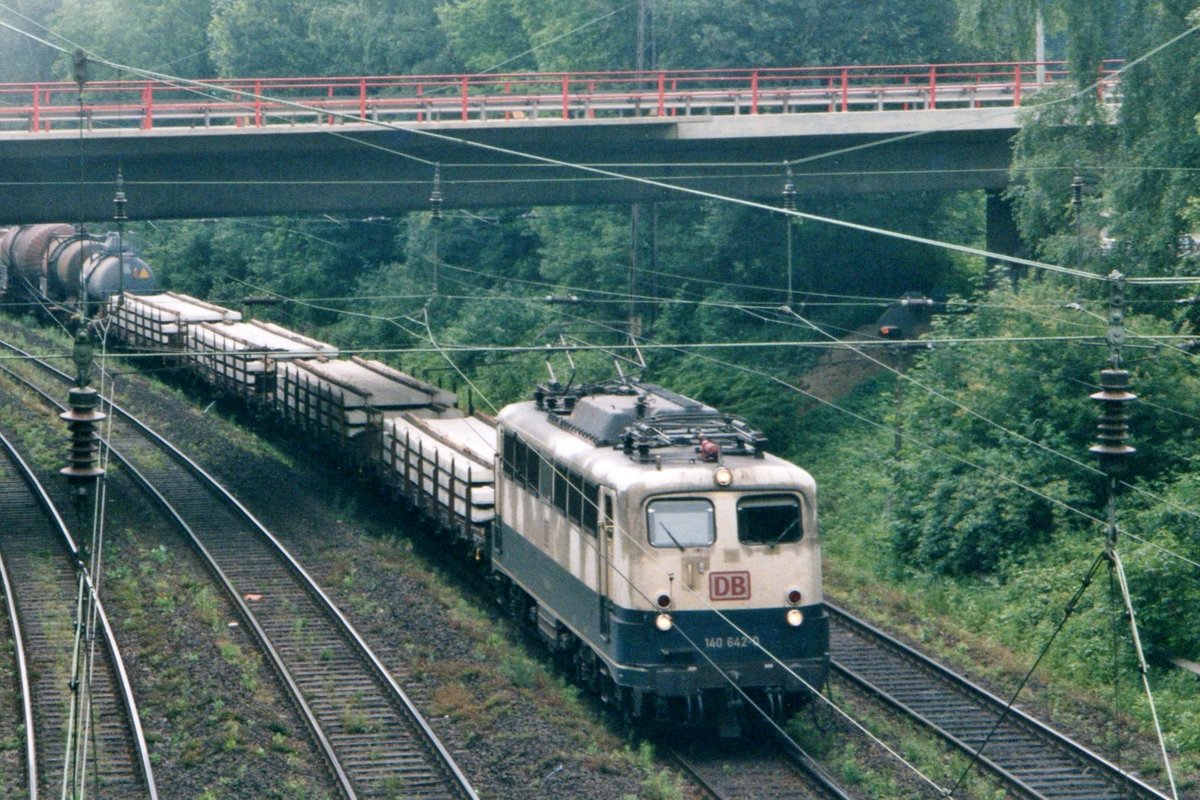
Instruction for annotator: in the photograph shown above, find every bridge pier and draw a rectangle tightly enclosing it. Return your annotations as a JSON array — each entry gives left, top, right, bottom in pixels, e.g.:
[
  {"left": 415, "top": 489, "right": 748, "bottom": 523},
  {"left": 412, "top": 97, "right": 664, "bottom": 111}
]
[{"left": 985, "top": 189, "right": 1026, "bottom": 287}]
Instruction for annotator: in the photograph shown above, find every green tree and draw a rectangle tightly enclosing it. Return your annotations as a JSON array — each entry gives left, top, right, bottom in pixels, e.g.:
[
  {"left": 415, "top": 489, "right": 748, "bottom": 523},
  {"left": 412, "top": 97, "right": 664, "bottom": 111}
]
[
  {"left": 50, "top": 0, "right": 215, "bottom": 78},
  {"left": 437, "top": 0, "right": 534, "bottom": 73},
  {"left": 891, "top": 281, "right": 1200, "bottom": 585},
  {"left": 0, "top": 0, "right": 65, "bottom": 81},
  {"left": 1009, "top": 0, "right": 1199, "bottom": 279},
  {"left": 654, "top": 0, "right": 964, "bottom": 69},
  {"left": 209, "top": 0, "right": 452, "bottom": 77}
]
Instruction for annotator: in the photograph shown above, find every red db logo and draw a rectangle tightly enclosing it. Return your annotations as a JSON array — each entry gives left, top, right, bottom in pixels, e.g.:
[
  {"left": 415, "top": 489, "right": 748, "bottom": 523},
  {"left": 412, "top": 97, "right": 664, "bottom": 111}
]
[{"left": 709, "top": 571, "right": 751, "bottom": 601}]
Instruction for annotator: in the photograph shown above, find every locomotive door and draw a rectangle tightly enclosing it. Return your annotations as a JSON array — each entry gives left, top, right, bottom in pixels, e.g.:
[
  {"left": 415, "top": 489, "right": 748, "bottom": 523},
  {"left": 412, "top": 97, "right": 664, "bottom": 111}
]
[{"left": 598, "top": 491, "right": 614, "bottom": 640}]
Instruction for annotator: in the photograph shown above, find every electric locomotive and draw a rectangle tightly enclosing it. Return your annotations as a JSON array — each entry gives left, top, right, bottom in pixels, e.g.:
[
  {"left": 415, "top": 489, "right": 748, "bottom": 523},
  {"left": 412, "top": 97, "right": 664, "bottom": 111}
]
[
  {"left": 30, "top": 268, "right": 830, "bottom": 733},
  {"left": 492, "top": 379, "right": 829, "bottom": 729}
]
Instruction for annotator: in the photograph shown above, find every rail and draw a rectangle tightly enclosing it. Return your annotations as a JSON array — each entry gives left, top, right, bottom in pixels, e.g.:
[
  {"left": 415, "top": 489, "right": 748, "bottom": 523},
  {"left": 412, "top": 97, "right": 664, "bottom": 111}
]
[
  {"left": 0, "top": 449, "right": 38, "bottom": 800},
  {"left": 827, "top": 603, "right": 1170, "bottom": 800},
  {"left": 0, "top": 60, "right": 1122, "bottom": 133},
  {"left": 0, "top": 423, "right": 158, "bottom": 799},
  {"left": 669, "top": 740, "right": 854, "bottom": 800},
  {"left": 0, "top": 336, "right": 478, "bottom": 800}
]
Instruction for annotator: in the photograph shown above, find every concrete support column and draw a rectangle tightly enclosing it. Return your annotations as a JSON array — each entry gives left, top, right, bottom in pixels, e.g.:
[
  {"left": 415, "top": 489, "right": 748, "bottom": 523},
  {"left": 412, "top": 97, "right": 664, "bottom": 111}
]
[{"left": 986, "top": 189, "right": 1025, "bottom": 287}]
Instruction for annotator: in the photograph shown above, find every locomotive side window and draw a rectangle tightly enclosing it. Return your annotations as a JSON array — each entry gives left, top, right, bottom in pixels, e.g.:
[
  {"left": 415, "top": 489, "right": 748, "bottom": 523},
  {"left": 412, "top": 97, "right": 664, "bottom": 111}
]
[
  {"left": 538, "top": 457, "right": 555, "bottom": 498},
  {"left": 553, "top": 464, "right": 569, "bottom": 512},
  {"left": 737, "top": 494, "right": 803, "bottom": 545},
  {"left": 568, "top": 472, "right": 585, "bottom": 526},
  {"left": 500, "top": 429, "right": 602, "bottom": 535},
  {"left": 647, "top": 498, "right": 715, "bottom": 548},
  {"left": 501, "top": 431, "right": 517, "bottom": 480},
  {"left": 582, "top": 480, "right": 600, "bottom": 534},
  {"left": 523, "top": 441, "right": 540, "bottom": 488}
]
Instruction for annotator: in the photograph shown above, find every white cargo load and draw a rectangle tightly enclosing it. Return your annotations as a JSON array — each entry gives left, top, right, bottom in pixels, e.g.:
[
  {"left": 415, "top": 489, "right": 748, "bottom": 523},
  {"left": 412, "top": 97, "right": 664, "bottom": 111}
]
[
  {"left": 276, "top": 356, "right": 456, "bottom": 439},
  {"left": 383, "top": 413, "right": 496, "bottom": 524},
  {"left": 109, "top": 291, "right": 241, "bottom": 349},
  {"left": 188, "top": 319, "right": 338, "bottom": 396}
]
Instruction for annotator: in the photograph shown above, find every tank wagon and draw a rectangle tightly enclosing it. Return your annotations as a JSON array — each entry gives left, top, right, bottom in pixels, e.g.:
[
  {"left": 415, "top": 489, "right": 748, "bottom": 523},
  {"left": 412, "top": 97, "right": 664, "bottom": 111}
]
[
  {"left": 1, "top": 224, "right": 156, "bottom": 308},
  {"left": 96, "top": 287, "right": 832, "bottom": 729}
]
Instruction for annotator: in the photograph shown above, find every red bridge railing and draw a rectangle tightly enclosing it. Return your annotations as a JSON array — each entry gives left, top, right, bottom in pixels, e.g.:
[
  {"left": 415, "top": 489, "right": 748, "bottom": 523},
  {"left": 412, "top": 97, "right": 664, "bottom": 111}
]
[{"left": 0, "top": 61, "right": 1121, "bottom": 134}]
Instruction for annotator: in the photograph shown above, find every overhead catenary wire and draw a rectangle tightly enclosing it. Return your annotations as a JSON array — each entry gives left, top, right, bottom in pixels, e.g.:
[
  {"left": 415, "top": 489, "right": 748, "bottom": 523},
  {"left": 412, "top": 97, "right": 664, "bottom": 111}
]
[
  {"left": 3, "top": 6, "right": 1197, "bottom": 784},
  {"left": 0, "top": 29, "right": 1124, "bottom": 286},
  {"left": 735, "top": 302, "right": 1200, "bottom": 570},
  {"left": 386, "top": 307, "right": 957, "bottom": 796},
  {"left": 277, "top": 242, "right": 956, "bottom": 788}
]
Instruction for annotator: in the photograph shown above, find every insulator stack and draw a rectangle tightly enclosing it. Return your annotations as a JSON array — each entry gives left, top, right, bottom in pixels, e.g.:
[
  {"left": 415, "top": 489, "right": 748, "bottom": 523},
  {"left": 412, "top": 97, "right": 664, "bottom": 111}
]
[
  {"left": 60, "top": 387, "right": 106, "bottom": 481},
  {"left": 113, "top": 181, "right": 127, "bottom": 224},
  {"left": 429, "top": 165, "right": 443, "bottom": 224},
  {"left": 782, "top": 173, "right": 796, "bottom": 212},
  {"left": 1089, "top": 368, "right": 1136, "bottom": 477}
]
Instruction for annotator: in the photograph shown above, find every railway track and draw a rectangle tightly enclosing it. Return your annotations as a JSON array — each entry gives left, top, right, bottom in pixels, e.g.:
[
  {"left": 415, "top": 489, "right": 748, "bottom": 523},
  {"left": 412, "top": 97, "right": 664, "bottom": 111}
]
[
  {"left": 0, "top": 426, "right": 157, "bottom": 799},
  {"left": 827, "top": 603, "right": 1171, "bottom": 800},
  {"left": 0, "top": 338, "right": 478, "bottom": 800},
  {"left": 671, "top": 739, "right": 855, "bottom": 800}
]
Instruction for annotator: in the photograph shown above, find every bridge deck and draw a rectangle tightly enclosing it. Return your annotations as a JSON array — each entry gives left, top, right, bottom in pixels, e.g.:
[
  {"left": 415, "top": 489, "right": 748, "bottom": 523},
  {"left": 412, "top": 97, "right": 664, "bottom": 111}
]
[{"left": 0, "top": 61, "right": 1120, "bottom": 222}]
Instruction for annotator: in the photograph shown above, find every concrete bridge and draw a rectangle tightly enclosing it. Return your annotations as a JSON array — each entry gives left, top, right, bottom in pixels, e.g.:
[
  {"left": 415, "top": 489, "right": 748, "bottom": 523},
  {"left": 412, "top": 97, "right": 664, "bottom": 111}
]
[{"left": 0, "top": 62, "right": 1116, "bottom": 225}]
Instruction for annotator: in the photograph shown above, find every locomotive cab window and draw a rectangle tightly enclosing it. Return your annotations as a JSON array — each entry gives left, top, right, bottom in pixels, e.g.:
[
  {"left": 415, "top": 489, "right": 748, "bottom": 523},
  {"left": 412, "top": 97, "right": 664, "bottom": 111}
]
[
  {"left": 737, "top": 494, "right": 803, "bottom": 546},
  {"left": 647, "top": 498, "right": 715, "bottom": 549}
]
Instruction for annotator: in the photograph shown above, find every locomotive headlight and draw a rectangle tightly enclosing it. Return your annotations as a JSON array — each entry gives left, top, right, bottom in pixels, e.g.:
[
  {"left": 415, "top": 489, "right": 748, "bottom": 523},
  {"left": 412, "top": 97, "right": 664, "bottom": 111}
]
[
  {"left": 786, "top": 608, "right": 804, "bottom": 627},
  {"left": 655, "top": 613, "right": 673, "bottom": 632},
  {"left": 713, "top": 467, "right": 733, "bottom": 487}
]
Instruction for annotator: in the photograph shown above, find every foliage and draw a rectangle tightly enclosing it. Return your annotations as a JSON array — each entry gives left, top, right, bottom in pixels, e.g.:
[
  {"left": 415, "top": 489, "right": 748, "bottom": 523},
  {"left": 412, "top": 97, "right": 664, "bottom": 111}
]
[
  {"left": 652, "top": 0, "right": 964, "bottom": 69},
  {"left": 208, "top": 0, "right": 452, "bottom": 77},
  {"left": 437, "top": 0, "right": 535, "bottom": 73},
  {"left": 47, "top": 0, "right": 214, "bottom": 78},
  {"left": 955, "top": 0, "right": 1066, "bottom": 61},
  {"left": 1010, "top": 0, "right": 1200, "bottom": 280},
  {"left": 437, "top": 0, "right": 969, "bottom": 75},
  {"left": 1122, "top": 473, "right": 1200, "bottom": 661},
  {"left": 0, "top": 0, "right": 65, "bottom": 81},
  {"left": 886, "top": 279, "right": 1200, "bottom": 660}
]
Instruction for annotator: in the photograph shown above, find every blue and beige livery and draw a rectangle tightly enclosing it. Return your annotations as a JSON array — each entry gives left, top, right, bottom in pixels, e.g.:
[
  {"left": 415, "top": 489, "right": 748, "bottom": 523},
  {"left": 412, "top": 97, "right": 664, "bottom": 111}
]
[
  {"left": 492, "top": 380, "right": 829, "bottom": 726},
  {"left": 99, "top": 285, "right": 829, "bottom": 730}
]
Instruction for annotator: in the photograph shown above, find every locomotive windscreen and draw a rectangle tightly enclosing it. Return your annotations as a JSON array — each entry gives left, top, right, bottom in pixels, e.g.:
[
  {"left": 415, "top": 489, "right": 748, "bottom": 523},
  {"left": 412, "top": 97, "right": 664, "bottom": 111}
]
[{"left": 737, "top": 494, "right": 803, "bottom": 545}]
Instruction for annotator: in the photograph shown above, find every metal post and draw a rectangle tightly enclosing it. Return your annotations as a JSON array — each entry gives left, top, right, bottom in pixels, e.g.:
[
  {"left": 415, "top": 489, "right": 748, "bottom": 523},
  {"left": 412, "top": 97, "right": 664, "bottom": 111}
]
[
  {"left": 1035, "top": 4, "right": 1046, "bottom": 86},
  {"left": 1089, "top": 270, "right": 1133, "bottom": 557},
  {"left": 629, "top": 205, "right": 640, "bottom": 336},
  {"left": 114, "top": 168, "right": 128, "bottom": 310},
  {"left": 429, "top": 164, "right": 443, "bottom": 295},
  {"left": 782, "top": 163, "right": 797, "bottom": 310}
]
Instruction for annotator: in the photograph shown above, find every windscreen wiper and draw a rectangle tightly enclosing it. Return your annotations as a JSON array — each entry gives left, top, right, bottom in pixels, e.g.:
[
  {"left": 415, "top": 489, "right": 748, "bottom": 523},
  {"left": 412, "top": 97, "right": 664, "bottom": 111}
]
[{"left": 657, "top": 522, "right": 686, "bottom": 551}]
